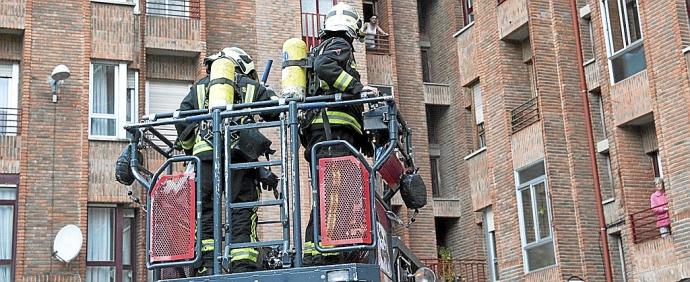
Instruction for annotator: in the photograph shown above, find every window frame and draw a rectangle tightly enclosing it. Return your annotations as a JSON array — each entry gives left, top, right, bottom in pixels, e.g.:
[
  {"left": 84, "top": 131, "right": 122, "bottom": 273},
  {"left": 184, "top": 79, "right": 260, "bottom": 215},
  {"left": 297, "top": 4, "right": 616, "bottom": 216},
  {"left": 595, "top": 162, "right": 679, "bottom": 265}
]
[
  {"left": 0, "top": 175, "right": 18, "bottom": 282},
  {"left": 483, "top": 207, "right": 499, "bottom": 282},
  {"left": 649, "top": 150, "right": 663, "bottom": 179},
  {"left": 600, "top": 0, "right": 645, "bottom": 83},
  {"left": 470, "top": 83, "right": 486, "bottom": 151},
  {"left": 0, "top": 62, "right": 20, "bottom": 136},
  {"left": 515, "top": 161, "right": 557, "bottom": 273},
  {"left": 462, "top": 0, "right": 475, "bottom": 26},
  {"left": 86, "top": 206, "right": 137, "bottom": 282},
  {"left": 88, "top": 62, "right": 138, "bottom": 140}
]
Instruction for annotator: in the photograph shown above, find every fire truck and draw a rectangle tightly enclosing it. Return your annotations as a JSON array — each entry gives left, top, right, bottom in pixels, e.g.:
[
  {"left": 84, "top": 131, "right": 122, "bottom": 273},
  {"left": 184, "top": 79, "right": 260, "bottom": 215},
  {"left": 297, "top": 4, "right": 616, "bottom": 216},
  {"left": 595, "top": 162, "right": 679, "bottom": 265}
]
[{"left": 121, "top": 61, "right": 435, "bottom": 281}]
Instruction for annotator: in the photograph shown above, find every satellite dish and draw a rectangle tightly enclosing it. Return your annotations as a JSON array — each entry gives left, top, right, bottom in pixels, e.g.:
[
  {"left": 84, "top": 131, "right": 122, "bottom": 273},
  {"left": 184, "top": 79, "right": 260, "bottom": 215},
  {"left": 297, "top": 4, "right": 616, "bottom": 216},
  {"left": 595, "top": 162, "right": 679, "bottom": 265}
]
[{"left": 53, "top": 224, "right": 83, "bottom": 263}]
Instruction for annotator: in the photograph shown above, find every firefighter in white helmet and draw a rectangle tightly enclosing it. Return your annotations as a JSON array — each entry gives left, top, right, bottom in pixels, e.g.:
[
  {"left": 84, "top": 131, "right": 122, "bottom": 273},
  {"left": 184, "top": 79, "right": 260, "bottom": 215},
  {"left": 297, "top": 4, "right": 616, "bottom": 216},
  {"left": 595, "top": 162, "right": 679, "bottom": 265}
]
[
  {"left": 176, "top": 47, "right": 278, "bottom": 275},
  {"left": 299, "top": 2, "right": 378, "bottom": 267}
]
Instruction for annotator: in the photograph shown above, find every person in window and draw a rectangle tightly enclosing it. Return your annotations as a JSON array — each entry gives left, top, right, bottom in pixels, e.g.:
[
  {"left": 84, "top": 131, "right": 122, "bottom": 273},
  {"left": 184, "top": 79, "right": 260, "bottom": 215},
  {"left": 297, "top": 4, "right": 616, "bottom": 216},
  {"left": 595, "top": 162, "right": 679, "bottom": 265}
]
[
  {"left": 176, "top": 47, "right": 278, "bottom": 275},
  {"left": 650, "top": 178, "right": 671, "bottom": 237},
  {"left": 364, "top": 15, "right": 388, "bottom": 49},
  {"left": 299, "top": 2, "right": 378, "bottom": 267}
]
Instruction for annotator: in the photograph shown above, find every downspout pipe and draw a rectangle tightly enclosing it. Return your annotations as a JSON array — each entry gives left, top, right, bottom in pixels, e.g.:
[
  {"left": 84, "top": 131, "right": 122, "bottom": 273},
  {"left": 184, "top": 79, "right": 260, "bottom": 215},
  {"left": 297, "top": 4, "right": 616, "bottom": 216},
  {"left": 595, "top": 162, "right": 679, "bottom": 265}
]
[{"left": 568, "top": 1, "right": 614, "bottom": 281}]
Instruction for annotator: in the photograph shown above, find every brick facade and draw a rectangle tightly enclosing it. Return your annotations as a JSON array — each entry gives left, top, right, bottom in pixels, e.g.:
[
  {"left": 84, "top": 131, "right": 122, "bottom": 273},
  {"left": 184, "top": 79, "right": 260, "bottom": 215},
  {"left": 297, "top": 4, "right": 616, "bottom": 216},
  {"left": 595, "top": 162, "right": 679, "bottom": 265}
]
[{"left": 4, "top": 0, "right": 690, "bottom": 281}]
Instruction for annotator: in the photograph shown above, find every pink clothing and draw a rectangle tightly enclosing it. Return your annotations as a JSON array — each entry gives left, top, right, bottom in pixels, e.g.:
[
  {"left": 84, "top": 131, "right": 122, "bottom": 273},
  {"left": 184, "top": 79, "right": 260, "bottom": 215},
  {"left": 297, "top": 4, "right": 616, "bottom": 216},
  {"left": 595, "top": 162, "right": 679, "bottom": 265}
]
[{"left": 650, "top": 191, "right": 671, "bottom": 228}]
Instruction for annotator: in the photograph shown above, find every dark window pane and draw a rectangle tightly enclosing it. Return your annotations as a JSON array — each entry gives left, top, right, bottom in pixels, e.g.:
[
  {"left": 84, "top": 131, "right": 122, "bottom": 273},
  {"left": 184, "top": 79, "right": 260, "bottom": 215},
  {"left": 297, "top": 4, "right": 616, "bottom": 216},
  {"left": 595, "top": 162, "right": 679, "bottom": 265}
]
[
  {"left": 611, "top": 44, "right": 646, "bottom": 82},
  {"left": 421, "top": 49, "right": 431, "bottom": 82},
  {"left": 431, "top": 158, "right": 441, "bottom": 197},
  {"left": 520, "top": 188, "right": 535, "bottom": 243},
  {"left": 518, "top": 161, "right": 545, "bottom": 184},
  {"left": 526, "top": 241, "right": 556, "bottom": 271}
]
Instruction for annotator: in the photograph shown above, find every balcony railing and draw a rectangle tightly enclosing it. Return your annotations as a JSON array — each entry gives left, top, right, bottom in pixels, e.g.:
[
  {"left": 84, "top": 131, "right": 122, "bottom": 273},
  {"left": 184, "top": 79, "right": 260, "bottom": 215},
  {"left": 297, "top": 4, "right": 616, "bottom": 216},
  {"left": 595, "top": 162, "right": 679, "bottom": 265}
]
[
  {"left": 422, "top": 259, "right": 487, "bottom": 282},
  {"left": 365, "top": 34, "right": 390, "bottom": 54},
  {"left": 629, "top": 202, "right": 671, "bottom": 244},
  {"left": 510, "top": 96, "right": 539, "bottom": 133},
  {"left": 302, "top": 12, "right": 326, "bottom": 49},
  {"left": 423, "top": 83, "right": 452, "bottom": 106},
  {"left": 0, "top": 107, "right": 20, "bottom": 135},
  {"left": 146, "top": 0, "right": 200, "bottom": 19}
]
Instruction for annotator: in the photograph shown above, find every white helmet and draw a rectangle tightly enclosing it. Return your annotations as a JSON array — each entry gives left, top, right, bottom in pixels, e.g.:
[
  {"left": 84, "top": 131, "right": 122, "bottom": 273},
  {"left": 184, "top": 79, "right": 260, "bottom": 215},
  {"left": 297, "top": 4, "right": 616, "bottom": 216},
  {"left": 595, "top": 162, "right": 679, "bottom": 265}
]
[
  {"left": 221, "top": 47, "right": 256, "bottom": 76},
  {"left": 322, "top": 3, "right": 364, "bottom": 40}
]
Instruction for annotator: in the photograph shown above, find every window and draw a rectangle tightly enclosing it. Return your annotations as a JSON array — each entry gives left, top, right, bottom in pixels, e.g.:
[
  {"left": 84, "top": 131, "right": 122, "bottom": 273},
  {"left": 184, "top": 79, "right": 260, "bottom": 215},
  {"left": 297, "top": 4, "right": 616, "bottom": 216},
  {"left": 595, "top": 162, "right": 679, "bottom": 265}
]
[
  {"left": 87, "top": 207, "right": 136, "bottom": 282},
  {"left": 649, "top": 151, "right": 663, "bottom": 179},
  {"left": 417, "top": 0, "right": 428, "bottom": 35},
  {"left": 612, "top": 233, "right": 628, "bottom": 282},
  {"left": 301, "top": 0, "right": 336, "bottom": 48},
  {"left": 0, "top": 176, "right": 17, "bottom": 282},
  {"left": 603, "top": 153, "right": 615, "bottom": 201},
  {"left": 421, "top": 48, "right": 431, "bottom": 83},
  {"left": 462, "top": 0, "right": 474, "bottom": 26},
  {"left": 597, "top": 93, "right": 607, "bottom": 138},
  {"left": 483, "top": 207, "right": 499, "bottom": 282},
  {"left": 89, "top": 63, "right": 138, "bottom": 139},
  {"left": 146, "top": 0, "right": 191, "bottom": 18},
  {"left": 0, "top": 62, "right": 19, "bottom": 136},
  {"left": 600, "top": 0, "right": 646, "bottom": 82},
  {"left": 430, "top": 157, "right": 441, "bottom": 197},
  {"left": 363, "top": 0, "right": 377, "bottom": 22},
  {"left": 516, "top": 161, "right": 556, "bottom": 272},
  {"left": 471, "top": 83, "right": 485, "bottom": 150}
]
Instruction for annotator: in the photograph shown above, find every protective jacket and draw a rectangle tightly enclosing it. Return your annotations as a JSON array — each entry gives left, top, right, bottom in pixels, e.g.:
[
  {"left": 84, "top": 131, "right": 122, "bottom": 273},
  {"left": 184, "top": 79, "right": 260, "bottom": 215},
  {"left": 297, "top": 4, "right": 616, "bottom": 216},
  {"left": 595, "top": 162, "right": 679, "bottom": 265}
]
[
  {"left": 308, "top": 36, "right": 365, "bottom": 136},
  {"left": 176, "top": 74, "right": 278, "bottom": 159}
]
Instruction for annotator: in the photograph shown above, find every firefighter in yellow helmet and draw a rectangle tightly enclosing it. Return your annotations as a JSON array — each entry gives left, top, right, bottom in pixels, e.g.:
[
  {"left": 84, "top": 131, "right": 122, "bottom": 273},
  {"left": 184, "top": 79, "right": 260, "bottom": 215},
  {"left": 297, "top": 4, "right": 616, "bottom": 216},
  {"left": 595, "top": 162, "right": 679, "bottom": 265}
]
[
  {"left": 300, "top": 2, "right": 378, "bottom": 266},
  {"left": 175, "top": 47, "right": 278, "bottom": 275}
]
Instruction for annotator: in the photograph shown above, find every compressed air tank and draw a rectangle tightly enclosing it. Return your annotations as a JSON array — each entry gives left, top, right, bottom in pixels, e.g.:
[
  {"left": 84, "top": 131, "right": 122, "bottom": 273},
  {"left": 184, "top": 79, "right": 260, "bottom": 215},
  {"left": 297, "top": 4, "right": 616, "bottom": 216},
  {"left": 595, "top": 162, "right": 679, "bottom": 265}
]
[
  {"left": 281, "top": 38, "right": 308, "bottom": 99},
  {"left": 208, "top": 57, "right": 236, "bottom": 109}
]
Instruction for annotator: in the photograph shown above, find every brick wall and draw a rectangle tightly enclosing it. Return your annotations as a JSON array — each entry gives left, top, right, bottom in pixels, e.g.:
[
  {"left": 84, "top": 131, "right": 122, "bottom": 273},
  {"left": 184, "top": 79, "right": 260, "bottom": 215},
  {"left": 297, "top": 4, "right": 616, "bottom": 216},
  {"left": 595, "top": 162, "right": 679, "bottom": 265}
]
[{"left": 15, "top": 0, "right": 91, "bottom": 279}]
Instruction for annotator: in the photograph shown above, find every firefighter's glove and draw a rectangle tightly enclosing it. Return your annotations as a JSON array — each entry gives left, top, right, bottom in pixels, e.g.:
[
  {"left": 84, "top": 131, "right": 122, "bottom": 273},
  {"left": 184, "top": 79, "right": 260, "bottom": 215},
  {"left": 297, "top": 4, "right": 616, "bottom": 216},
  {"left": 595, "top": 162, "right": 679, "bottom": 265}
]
[
  {"left": 258, "top": 167, "right": 279, "bottom": 198},
  {"left": 360, "top": 86, "right": 380, "bottom": 98}
]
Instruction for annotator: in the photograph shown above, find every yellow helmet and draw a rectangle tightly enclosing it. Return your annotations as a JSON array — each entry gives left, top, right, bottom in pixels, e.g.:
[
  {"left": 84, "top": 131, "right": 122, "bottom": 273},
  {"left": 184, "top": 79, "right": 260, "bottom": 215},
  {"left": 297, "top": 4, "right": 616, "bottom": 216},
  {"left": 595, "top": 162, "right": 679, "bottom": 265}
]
[{"left": 322, "top": 3, "right": 364, "bottom": 40}]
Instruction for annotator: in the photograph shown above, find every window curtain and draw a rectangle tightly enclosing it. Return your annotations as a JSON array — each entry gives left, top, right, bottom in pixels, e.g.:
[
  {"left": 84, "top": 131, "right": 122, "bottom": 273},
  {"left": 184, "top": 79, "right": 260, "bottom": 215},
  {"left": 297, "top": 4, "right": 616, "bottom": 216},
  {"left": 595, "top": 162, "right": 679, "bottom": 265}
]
[
  {"left": 91, "top": 65, "right": 115, "bottom": 136},
  {"left": 0, "top": 188, "right": 15, "bottom": 282},
  {"left": 87, "top": 208, "right": 114, "bottom": 282}
]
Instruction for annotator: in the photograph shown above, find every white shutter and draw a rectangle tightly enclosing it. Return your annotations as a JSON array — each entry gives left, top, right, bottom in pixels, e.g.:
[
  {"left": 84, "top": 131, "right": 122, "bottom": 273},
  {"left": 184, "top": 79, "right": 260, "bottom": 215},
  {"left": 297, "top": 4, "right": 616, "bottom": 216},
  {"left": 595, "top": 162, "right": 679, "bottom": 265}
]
[
  {"left": 147, "top": 80, "right": 192, "bottom": 145},
  {"left": 473, "top": 84, "right": 483, "bottom": 125},
  {"left": 485, "top": 207, "right": 494, "bottom": 232},
  {"left": 0, "top": 63, "right": 12, "bottom": 77}
]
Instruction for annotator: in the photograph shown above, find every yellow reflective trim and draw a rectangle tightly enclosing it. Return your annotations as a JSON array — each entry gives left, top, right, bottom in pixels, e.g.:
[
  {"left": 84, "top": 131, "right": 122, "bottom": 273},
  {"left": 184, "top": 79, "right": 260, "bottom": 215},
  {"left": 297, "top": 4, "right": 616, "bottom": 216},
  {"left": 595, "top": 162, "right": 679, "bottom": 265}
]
[
  {"left": 333, "top": 71, "right": 353, "bottom": 91},
  {"left": 201, "top": 239, "right": 214, "bottom": 252},
  {"left": 245, "top": 84, "right": 256, "bottom": 103},
  {"left": 303, "top": 241, "right": 338, "bottom": 256},
  {"left": 230, "top": 248, "right": 259, "bottom": 262},
  {"left": 193, "top": 136, "right": 213, "bottom": 155},
  {"left": 250, "top": 211, "right": 258, "bottom": 242},
  {"left": 311, "top": 111, "right": 362, "bottom": 135},
  {"left": 180, "top": 137, "right": 196, "bottom": 150}
]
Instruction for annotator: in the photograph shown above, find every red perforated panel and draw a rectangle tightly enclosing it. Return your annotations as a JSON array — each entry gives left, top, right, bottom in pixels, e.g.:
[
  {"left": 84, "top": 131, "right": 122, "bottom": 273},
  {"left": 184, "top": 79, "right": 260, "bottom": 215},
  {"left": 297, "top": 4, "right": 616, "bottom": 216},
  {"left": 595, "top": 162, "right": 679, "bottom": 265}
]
[
  {"left": 319, "top": 156, "right": 372, "bottom": 246},
  {"left": 150, "top": 173, "right": 196, "bottom": 263}
]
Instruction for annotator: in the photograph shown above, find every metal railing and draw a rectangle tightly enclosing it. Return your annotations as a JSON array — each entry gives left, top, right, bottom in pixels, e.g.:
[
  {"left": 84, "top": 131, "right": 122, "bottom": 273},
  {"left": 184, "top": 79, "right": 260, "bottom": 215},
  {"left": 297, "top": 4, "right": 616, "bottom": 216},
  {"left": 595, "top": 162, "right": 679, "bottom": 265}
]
[
  {"left": 629, "top": 202, "right": 671, "bottom": 244},
  {"left": 0, "top": 107, "right": 20, "bottom": 135},
  {"left": 422, "top": 259, "right": 487, "bottom": 282},
  {"left": 510, "top": 96, "right": 539, "bottom": 133},
  {"left": 302, "top": 12, "right": 326, "bottom": 49},
  {"left": 146, "top": 0, "right": 200, "bottom": 19},
  {"left": 365, "top": 34, "right": 390, "bottom": 54}
]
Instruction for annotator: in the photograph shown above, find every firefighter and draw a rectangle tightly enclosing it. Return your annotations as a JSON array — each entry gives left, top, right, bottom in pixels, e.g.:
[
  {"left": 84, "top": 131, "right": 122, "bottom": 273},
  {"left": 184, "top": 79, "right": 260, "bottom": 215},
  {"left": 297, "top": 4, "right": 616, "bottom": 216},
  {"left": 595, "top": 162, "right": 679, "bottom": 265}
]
[
  {"left": 299, "top": 2, "right": 378, "bottom": 266},
  {"left": 175, "top": 47, "right": 278, "bottom": 275}
]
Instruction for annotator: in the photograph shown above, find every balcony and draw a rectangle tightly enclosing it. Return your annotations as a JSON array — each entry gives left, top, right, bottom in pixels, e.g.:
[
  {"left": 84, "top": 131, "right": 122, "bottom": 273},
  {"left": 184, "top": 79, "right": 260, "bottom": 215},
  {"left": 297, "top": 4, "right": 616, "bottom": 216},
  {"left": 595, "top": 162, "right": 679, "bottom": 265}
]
[
  {"left": 365, "top": 34, "right": 390, "bottom": 55},
  {"left": 0, "top": 0, "right": 25, "bottom": 31},
  {"left": 465, "top": 148, "right": 491, "bottom": 211},
  {"left": 629, "top": 202, "right": 671, "bottom": 244},
  {"left": 433, "top": 198, "right": 461, "bottom": 218},
  {"left": 0, "top": 107, "right": 20, "bottom": 173},
  {"left": 510, "top": 97, "right": 539, "bottom": 133},
  {"left": 421, "top": 259, "right": 488, "bottom": 282},
  {"left": 584, "top": 59, "right": 600, "bottom": 91},
  {"left": 145, "top": 0, "right": 203, "bottom": 56},
  {"left": 423, "top": 83, "right": 451, "bottom": 106},
  {"left": 610, "top": 70, "right": 652, "bottom": 126},
  {"left": 497, "top": 0, "right": 529, "bottom": 41},
  {"left": 455, "top": 23, "right": 478, "bottom": 86}
]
